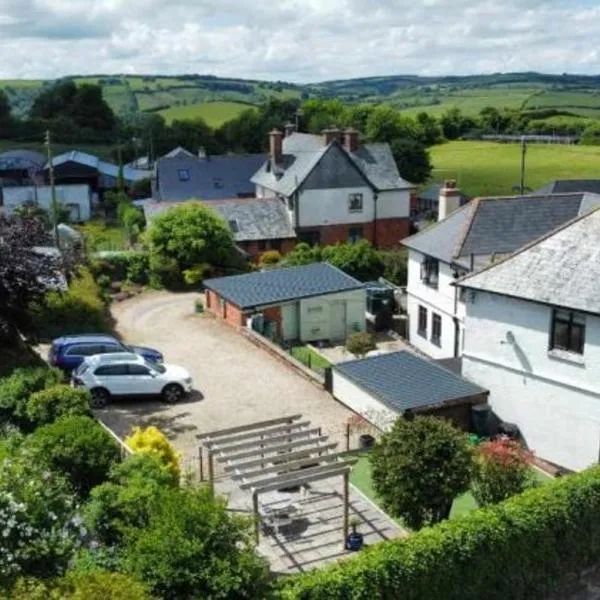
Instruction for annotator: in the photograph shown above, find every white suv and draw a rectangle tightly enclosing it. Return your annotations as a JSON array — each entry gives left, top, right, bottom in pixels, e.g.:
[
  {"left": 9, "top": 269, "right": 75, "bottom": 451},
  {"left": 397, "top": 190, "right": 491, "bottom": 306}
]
[{"left": 73, "top": 353, "right": 193, "bottom": 408}]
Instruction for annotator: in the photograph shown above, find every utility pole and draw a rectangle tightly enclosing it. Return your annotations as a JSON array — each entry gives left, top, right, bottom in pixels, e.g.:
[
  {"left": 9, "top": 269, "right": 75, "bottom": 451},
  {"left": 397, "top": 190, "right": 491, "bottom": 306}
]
[
  {"left": 519, "top": 136, "right": 527, "bottom": 195},
  {"left": 44, "top": 130, "right": 59, "bottom": 247}
]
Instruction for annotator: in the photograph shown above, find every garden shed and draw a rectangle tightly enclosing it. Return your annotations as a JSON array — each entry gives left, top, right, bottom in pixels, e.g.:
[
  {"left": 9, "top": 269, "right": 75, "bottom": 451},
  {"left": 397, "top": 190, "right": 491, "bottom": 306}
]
[
  {"left": 204, "top": 262, "right": 366, "bottom": 343},
  {"left": 331, "top": 351, "right": 489, "bottom": 431}
]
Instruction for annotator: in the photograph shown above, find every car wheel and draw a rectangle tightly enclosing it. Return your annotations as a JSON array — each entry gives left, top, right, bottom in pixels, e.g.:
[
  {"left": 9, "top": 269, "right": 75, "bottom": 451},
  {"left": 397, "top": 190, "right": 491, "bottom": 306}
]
[
  {"left": 162, "top": 383, "right": 184, "bottom": 404},
  {"left": 90, "top": 387, "right": 110, "bottom": 409}
]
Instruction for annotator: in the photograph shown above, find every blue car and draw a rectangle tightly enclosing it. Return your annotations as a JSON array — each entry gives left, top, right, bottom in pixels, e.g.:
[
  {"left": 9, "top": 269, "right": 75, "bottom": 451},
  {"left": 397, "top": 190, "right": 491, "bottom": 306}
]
[{"left": 49, "top": 334, "right": 163, "bottom": 373}]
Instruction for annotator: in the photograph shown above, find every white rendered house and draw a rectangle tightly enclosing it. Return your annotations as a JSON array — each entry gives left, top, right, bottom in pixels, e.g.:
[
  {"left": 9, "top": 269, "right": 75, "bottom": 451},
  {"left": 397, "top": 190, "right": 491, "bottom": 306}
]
[{"left": 458, "top": 208, "right": 600, "bottom": 471}]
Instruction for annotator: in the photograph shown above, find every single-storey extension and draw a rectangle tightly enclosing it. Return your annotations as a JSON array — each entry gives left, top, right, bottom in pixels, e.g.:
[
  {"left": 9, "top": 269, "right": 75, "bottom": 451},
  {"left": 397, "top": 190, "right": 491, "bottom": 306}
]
[
  {"left": 204, "top": 262, "right": 366, "bottom": 343},
  {"left": 331, "top": 351, "right": 489, "bottom": 431}
]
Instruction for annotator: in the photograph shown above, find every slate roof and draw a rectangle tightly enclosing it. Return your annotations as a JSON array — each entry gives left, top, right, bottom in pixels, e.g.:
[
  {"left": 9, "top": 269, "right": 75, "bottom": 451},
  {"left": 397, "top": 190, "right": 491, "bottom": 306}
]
[
  {"left": 204, "top": 262, "right": 364, "bottom": 309},
  {"left": 0, "top": 149, "right": 46, "bottom": 171},
  {"left": 334, "top": 351, "right": 487, "bottom": 413},
  {"left": 457, "top": 208, "right": 600, "bottom": 315},
  {"left": 402, "top": 192, "right": 600, "bottom": 267},
  {"left": 251, "top": 132, "right": 413, "bottom": 197},
  {"left": 144, "top": 198, "right": 295, "bottom": 242},
  {"left": 533, "top": 179, "right": 600, "bottom": 196},
  {"left": 155, "top": 154, "right": 267, "bottom": 201},
  {"left": 48, "top": 151, "right": 150, "bottom": 182}
]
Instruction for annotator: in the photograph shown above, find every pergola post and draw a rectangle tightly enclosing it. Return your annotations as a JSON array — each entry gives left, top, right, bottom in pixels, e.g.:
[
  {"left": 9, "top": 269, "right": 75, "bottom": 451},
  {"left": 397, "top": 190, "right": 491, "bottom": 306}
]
[
  {"left": 207, "top": 448, "right": 215, "bottom": 498},
  {"left": 342, "top": 471, "right": 349, "bottom": 550},
  {"left": 252, "top": 491, "right": 260, "bottom": 545}
]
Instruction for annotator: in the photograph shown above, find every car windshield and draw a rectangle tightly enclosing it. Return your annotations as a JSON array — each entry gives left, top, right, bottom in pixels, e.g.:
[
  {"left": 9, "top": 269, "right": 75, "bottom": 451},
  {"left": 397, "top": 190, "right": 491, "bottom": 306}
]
[{"left": 144, "top": 359, "right": 166, "bottom": 374}]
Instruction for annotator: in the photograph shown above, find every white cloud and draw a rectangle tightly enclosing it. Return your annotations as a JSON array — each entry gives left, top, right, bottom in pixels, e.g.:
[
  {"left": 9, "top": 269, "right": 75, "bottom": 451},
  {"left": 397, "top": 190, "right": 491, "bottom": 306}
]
[{"left": 0, "top": 0, "right": 598, "bottom": 81}]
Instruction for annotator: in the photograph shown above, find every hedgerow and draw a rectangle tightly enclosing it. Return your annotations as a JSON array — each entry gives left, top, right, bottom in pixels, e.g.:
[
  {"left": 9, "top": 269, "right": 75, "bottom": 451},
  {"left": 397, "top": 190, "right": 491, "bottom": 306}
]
[{"left": 281, "top": 466, "right": 600, "bottom": 600}]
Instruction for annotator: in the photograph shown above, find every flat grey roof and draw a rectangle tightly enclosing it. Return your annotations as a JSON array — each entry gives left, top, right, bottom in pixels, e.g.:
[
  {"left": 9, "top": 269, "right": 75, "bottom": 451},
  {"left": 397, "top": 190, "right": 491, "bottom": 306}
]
[
  {"left": 334, "top": 351, "right": 487, "bottom": 413},
  {"left": 204, "top": 262, "right": 364, "bottom": 309}
]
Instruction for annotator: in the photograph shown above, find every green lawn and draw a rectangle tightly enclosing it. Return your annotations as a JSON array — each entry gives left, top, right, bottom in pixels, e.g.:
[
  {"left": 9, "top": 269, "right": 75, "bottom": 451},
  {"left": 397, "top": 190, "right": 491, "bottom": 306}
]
[
  {"left": 290, "top": 345, "right": 331, "bottom": 371},
  {"left": 158, "top": 101, "right": 253, "bottom": 127},
  {"left": 429, "top": 140, "right": 600, "bottom": 197},
  {"left": 350, "top": 453, "right": 552, "bottom": 523}
]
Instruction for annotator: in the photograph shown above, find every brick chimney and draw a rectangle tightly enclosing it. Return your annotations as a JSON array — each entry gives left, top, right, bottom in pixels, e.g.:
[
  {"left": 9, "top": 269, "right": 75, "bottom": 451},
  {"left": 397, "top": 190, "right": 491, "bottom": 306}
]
[
  {"left": 438, "top": 180, "right": 461, "bottom": 221},
  {"left": 284, "top": 122, "right": 296, "bottom": 137},
  {"left": 269, "top": 129, "right": 283, "bottom": 164},
  {"left": 343, "top": 128, "right": 359, "bottom": 153},
  {"left": 322, "top": 127, "right": 342, "bottom": 146}
]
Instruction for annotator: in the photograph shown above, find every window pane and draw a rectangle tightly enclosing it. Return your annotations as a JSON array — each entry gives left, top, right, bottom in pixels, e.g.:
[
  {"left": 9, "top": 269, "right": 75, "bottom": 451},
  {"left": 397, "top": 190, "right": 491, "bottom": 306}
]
[
  {"left": 128, "top": 364, "right": 150, "bottom": 375},
  {"left": 571, "top": 324, "right": 585, "bottom": 354},
  {"left": 95, "top": 364, "right": 128, "bottom": 376},
  {"left": 552, "top": 321, "right": 570, "bottom": 350}
]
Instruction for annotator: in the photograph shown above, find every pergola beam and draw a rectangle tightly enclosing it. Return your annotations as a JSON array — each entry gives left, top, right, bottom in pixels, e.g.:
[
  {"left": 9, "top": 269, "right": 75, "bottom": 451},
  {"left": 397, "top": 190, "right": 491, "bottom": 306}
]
[
  {"left": 254, "top": 465, "right": 352, "bottom": 495},
  {"left": 239, "top": 460, "right": 356, "bottom": 490},
  {"left": 198, "top": 414, "right": 302, "bottom": 443},
  {"left": 223, "top": 443, "right": 338, "bottom": 473},
  {"left": 213, "top": 427, "right": 321, "bottom": 455},
  {"left": 204, "top": 420, "right": 312, "bottom": 448},
  {"left": 215, "top": 435, "right": 330, "bottom": 464}
]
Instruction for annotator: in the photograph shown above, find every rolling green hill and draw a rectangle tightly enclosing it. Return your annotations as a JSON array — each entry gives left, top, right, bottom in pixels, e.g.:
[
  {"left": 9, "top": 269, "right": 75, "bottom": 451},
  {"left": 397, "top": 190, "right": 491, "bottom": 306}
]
[
  {"left": 429, "top": 141, "right": 600, "bottom": 197},
  {"left": 158, "top": 101, "right": 254, "bottom": 126}
]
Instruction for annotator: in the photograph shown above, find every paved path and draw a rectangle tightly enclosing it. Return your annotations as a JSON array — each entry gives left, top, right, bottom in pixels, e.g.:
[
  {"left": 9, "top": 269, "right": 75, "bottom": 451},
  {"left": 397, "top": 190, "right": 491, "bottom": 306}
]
[{"left": 98, "top": 291, "right": 355, "bottom": 467}]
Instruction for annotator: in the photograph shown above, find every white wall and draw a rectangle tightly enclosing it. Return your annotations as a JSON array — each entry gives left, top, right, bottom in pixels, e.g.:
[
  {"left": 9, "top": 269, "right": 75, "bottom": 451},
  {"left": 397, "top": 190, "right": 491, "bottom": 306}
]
[
  {"left": 462, "top": 290, "right": 600, "bottom": 471},
  {"left": 3, "top": 185, "right": 92, "bottom": 222},
  {"left": 297, "top": 187, "right": 374, "bottom": 227},
  {"left": 377, "top": 189, "right": 410, "bottom": 219},
  {"left": 406, "top": 249, "right": 465, "bottom": 359},
  {"left": 298, "top": 289, "right": 366, "bottom": 342},
  {"left": 332, "top": 371, "right": 397, "bottom": 430}
]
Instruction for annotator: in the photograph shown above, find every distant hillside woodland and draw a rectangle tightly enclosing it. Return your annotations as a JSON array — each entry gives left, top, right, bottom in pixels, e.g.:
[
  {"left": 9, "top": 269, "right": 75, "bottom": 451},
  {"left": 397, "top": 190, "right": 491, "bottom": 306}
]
[{"left": 2, "top": 73, "right": 600, "bottom": 178}]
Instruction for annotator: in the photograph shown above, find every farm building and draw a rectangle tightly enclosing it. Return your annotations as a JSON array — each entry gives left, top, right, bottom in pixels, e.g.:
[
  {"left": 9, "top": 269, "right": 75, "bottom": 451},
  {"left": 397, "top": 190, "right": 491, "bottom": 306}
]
[
  {"left": 0, "top": 150, "right": 46, "bottom": 188},
  {"left": 204, "top": 263, "right": 366, "bottom": 343},
  {"left": 2, "top": 184, "right": 92, "bottom": 222},
  {"left": 331, "top": 351, "right": 488, "bottom": 431}
]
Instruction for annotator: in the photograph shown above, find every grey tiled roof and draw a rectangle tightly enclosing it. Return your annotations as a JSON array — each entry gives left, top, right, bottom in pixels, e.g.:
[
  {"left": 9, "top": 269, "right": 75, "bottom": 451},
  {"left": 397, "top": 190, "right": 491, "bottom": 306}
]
[
  {"left": 204, "top": 262, "right": 364, "bottom": 309},
  {"left": 48, "top": 151, "right": 149, "bottom": 182},
  {"left": 0, "top": 150, "right": 46, "bottom": 170},
  {"left": 402, "top": 193, "right": 600, "bottom": 267},
  {"left": 458, "top": 208, "right": 600, "bottom": 315},
  {"left": 334, "top": 351, "right": 487, "bottom": 413},
  {"left": 251, "top": 133, "right": 413, "bottom": 196},
  {"left": 155, "top": 154, "right": 267, "bottom": 201},
  {"left": 533, "top": 179, "right": 600, "bottom": 196},
  {"left": 144, "top": 198, "right": 295, "bottom": 242}
]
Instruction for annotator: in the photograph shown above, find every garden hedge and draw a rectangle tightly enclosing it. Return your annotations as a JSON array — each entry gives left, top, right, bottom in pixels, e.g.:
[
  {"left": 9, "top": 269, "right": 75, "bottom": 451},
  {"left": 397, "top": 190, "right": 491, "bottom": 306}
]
[{"left": 281, "top": 466, "right": 600, "bottom": 600}]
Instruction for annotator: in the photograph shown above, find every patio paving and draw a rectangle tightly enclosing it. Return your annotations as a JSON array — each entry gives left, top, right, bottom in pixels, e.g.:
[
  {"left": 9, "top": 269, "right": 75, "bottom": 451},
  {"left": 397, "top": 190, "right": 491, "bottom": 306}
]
[{"left": 216, "top": 476, "right": 406, "bottom": 574}]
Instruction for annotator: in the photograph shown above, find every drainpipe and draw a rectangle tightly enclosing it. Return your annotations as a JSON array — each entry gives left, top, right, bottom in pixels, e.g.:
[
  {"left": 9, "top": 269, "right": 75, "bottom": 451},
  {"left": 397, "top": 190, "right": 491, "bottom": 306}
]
[
  {"left": 453, "top": 269, "right": 460, "bottom": 358},
  {"left": 373, "top": 192, "right": 379, "bottom": 248}
]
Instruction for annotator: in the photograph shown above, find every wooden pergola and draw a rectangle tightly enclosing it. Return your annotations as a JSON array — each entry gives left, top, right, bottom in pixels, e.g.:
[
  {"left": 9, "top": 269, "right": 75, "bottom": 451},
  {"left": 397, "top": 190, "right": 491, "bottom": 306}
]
[{"left": 198, "top": 414, "right": 356, "bottom": 547}]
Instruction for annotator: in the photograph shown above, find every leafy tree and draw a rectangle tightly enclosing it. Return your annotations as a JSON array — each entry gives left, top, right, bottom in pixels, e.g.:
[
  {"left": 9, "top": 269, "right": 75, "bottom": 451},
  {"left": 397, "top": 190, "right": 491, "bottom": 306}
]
[
  {"left": 30, "top": 80, "right": 78, "bottom": 120},
  {"left": 345, "top": 332, "right": 376, "bottom": 357},
  {"left": 380, "top": 249, "right": 408, "bottom": 286},
  {"left": 479, "top": 106, "right": 507, "bottom": 133},
  {"left": 281, "top": 242, "right": 322, "bottom": 266},
  {"left": 390, "top": 138, "right": 432, "bottom": 184},
  {"left": 146, "top": 203, "right": 235, "bottom": 271},
  {"left": 25, "top": 415, "right": 121, "bottom": 498},
  {"left": 0, "top": 452, "right": 78, "bottom": 580},
  {"left": 85, "top": 453, "right": 179, "bottom": 546},
  {"left": 371, "top": 416, "right": 473, "bottom": 529},
  {"left": 0, "top": 89, "right": 11, "bottom": 122},
  {"left": 122, "top": 486, "right": 272, "bottom": 599},
  {"left": 413, "top": 111, "right": 443, "bottom": 146},
  {"left": 580, "top": 121, "right": 600, "bottom": 145},
  {"left": 322, "top": 239, "right": 384, "bottom": 281},
  {"left": 366, "top": 105, "right": 414, "bottom": 143},
  {"left": 439, "top": 107, "right": 475, "bottom": 140},
  {"left": 117, "top": 200, "right": 145, "bottom": 245},
  {"left": 25, "top": 384, "right": 91, "bottom": 429},
  {"left": 124, "top": 425, "right": 181, "bottom": 481},
  {"left": 471, "top": 437, "right": 537, "bottom": 507},
  {"left": 68, "top": 84, "right": 116, "bottom": 131}
]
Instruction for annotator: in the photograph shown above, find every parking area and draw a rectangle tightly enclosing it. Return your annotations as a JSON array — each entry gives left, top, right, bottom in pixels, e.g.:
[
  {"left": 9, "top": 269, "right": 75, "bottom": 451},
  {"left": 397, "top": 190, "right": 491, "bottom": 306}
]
[{"left": 97, "top": 291, "right": 355, "bottom": 470}]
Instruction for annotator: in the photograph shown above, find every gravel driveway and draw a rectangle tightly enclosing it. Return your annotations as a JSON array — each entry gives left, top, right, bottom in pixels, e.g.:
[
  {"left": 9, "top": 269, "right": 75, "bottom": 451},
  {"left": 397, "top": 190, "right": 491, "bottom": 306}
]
[{"left": 97, "top": 291, "right": 354, "bottom": 468}]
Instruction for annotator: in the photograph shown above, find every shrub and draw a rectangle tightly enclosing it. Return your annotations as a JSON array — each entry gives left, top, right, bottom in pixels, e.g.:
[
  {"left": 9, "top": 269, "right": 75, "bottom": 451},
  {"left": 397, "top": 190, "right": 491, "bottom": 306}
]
[
  {"left": 195, "top": 299, "right": 204, "bottom": 313},
  {"left": 117, "top": 201, "right": 145, "bottom": 244},
  {"left": 182, "top": 263, "right": 210, "bottom": 286},
  {"left": 471, "top": 437, "right": 536, "bottom": 507},
  {"left": 89, "top": 252, "right": 149, "bottom": 285},
  {"left": 371, "top": 416, "right": 473, "bottom": 529},
  {"left": 125, "top": 426, "right": 181, "bottom": 481},
  {"left": 0, "top": 453, "right": 78, "bottom": 581},
  {"left": 322, "top": 240, "right": 385, "bottom": 281},
  {"left": 380, "top": 249, "right": 408, "bottom": 287},
  {"left": 283, "top": 467, "right": 600, "bottom": 600},
  {"left": 122, "top": 486, "right": 272, "bottom": 599},
  {"left": 26, "top": 415, "right": 121, "bottom": 498},
  {"left": 29, "top": 268, "right": 107, "bottom": 339},
  {"left": 345, "top": 332, "right": 376, "bottom": 357},
  {"left": 260, "top": 249, "right": 282, "bottom": 265},
  {"left": 0, "top": 366, "right": 63, "bottom": 429},
  {"left": 125, "top": 252, "right": 149, "bottom": 284},
  {"left": 148, "top": 252, "right": 181, "bottom": 289},
  {"left": 25, "top": 384, "right": 91, "bottom": 429}
]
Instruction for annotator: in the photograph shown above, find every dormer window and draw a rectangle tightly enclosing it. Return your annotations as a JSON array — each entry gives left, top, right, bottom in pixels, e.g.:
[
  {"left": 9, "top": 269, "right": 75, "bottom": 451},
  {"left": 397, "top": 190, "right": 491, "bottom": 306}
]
[
  {"left": 421, "top": 257, "right": 439, "bottom": 289},
  {"left": 178, "top": 169, "right": 190, "bottom": 182}
]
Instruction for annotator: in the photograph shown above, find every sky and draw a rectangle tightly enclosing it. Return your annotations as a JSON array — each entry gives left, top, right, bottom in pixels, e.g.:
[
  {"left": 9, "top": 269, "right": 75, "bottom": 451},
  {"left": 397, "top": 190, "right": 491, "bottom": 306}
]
[{"left": 1, "top": 0, "right": 600, "bottom": 82}]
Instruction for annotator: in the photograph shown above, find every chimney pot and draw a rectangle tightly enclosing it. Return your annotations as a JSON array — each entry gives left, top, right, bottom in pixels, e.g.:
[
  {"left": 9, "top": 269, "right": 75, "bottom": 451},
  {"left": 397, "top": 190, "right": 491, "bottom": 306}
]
[
  {"left": 343, "top": 128, "right": 359, "bottom": 153},
  {"left": 269, "top": 129, "right": 283, "bottom": 164},
  {"left": 438, "top": 180, "right": 461, "bottom": 221}
]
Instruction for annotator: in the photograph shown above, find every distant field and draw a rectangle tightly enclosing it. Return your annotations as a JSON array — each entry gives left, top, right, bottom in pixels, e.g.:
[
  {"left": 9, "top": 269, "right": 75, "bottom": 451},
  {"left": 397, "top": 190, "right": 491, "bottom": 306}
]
[
  {"left": 0, "top": 80, "right": 46, "bottom": 89},
  {"left": 429, "top": 141, "right": 600, "bottom": 197},
  {"left": 158, "top": 101, "right": 253, "bottom": 126}
]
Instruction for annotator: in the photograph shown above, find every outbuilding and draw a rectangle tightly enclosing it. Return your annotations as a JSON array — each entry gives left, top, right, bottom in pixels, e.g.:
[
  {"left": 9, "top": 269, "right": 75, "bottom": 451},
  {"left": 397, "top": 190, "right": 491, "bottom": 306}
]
[
  {"left": 331, "top": 351, "right": 488, "bottom": 431},
  {"left": 204, "top": 262, "right": 366, "bottom": 343}
]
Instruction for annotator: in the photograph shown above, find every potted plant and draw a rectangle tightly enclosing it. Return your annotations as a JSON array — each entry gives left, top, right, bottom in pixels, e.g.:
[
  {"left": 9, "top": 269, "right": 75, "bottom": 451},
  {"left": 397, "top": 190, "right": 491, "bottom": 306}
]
[{"left": 346, "top": 516, "right": 364, "bottom": 551}]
